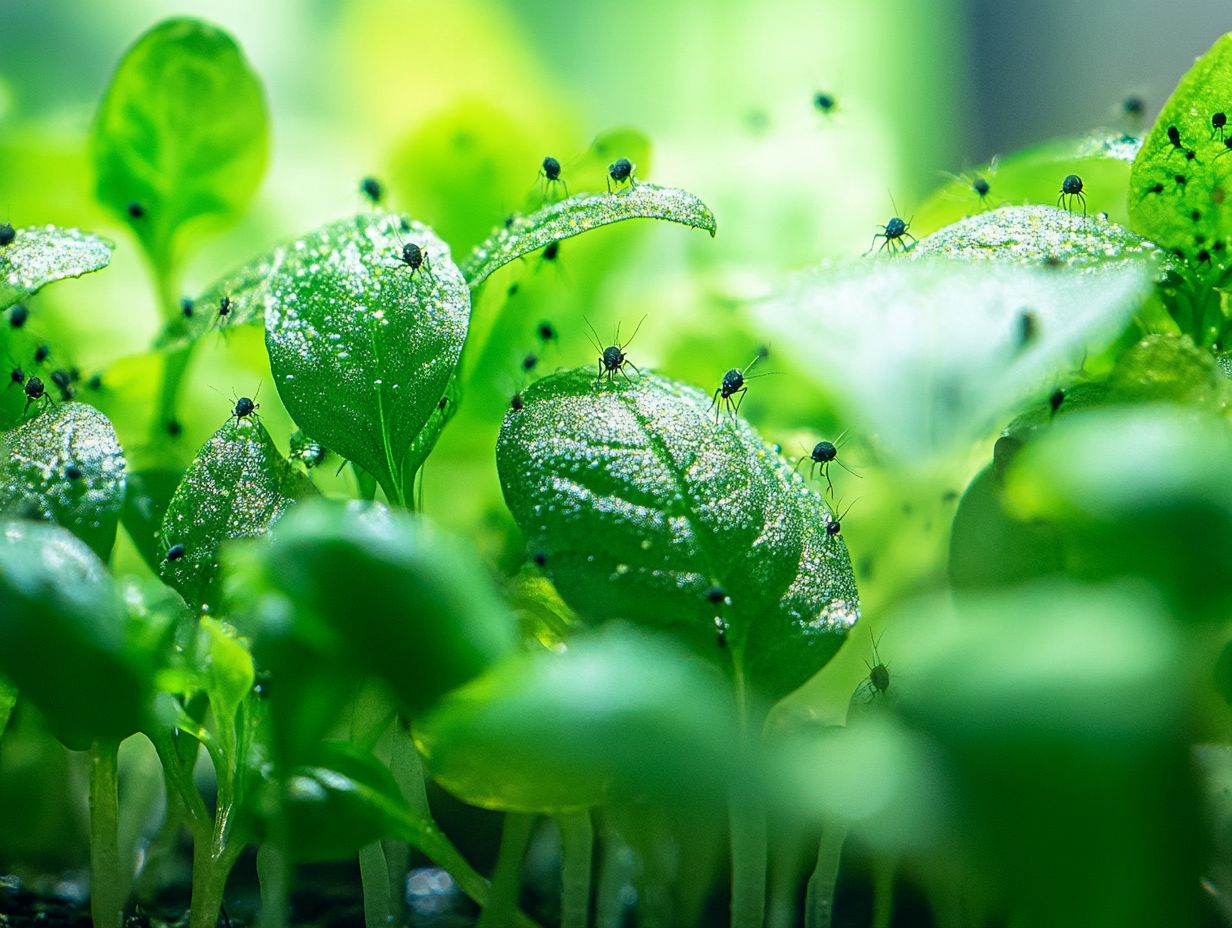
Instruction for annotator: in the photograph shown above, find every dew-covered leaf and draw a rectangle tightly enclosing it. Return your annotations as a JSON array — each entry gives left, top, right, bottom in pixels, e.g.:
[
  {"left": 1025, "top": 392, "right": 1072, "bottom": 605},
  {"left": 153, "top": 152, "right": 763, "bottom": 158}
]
[
  {"left": 754, "top": 258, "right": 1156, "bottom": 465},
  {"left": 496, "top": 369, "right": 859, "bottom": 702},
  {"left": 910, "top": 205, "right": 1165, "bottom": 270},
  {"left": 160, "top": 418, "right": 315, "bottom": 610},
  {"left": 0, "top": 226, "right": 113, "bottom": 312},
  {"left": 1129, "top": 33, "right": 1232, "bottom": 265},
  {"left": 261, "top": 214, "right": 469, "bottom": 503},
  {"left": 91, "top": 17, "right": 269, "bottom": 268},
  {"left": 0, "top": 521, "right": 152, "bottom": 749},
  {"left": 462, "top": 184, "right": 718, "bottom": 288},
  {"left": 417, "top": 625, "right": 739, "bottom": 813},
  {"left": 0, "top": 402, "right": 126, "bottom": 560}
]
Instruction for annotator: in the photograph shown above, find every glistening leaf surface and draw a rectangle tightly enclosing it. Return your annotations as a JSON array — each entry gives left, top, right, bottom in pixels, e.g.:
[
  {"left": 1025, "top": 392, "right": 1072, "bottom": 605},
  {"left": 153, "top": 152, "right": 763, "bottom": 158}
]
[
  {"left": 0, "top": 402, "right": 126, "bottom": 560},
  {"left": 462, "top": 184, "right": 718, "bottom": 287},
  {"left": 496, "top": 369, "right": 859, "bottom": 702},
  {"left": 263, "top": 214, "right": 469, "bottom": 501},
  {"left": 0, "top": 226, "right": 113, "bottom": 311},
  {"left": 160, "top": 418, "right": 314, "bottom": 609}
]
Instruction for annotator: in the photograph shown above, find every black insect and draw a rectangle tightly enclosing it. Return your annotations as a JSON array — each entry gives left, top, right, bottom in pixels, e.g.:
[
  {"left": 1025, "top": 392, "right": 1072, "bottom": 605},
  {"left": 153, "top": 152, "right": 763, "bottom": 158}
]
[
  {"left": 50, "top": 368, "right": 73, "bottom": 400},
  {"left": 1122, "top": 96, "right": 1145, "bottom": 120},
  {"left": 181, "top": 297, "right": 194, "bottom": 319},
  {"left": 360, "top": 176, "right": 383, "bottom": 205},
  {"left": 813, "top": 92, "right": 837, "bottom": 114},
  {"left": 1057, "top": 174, "right": 1086, "bottom": 217},
  {"left": 230, "top": 394, "right": 259, "bottom": 425},
  {"left": 86, "top": 373, "right": 103, "bottom": 391},
  {"left": 1049, "top": 387, "right": 1065, "bottom": 417},
  {"left": 387, "top": 222, "right": 432, "bottom": 279},
  {"left": 34, "top": 343, "right": 49, "bottom": 364},
  {"left": 826, "top": 498, "right": 858, "bottom": 537},
  {"left": 971, "top": 174, "right": 992, "bottom": 202},
  {"left": 522, "top": 353, "right": 538, "bottom": 372},
  {"left": 1017, "top": 309, "right": 1039, "bottom": 348},
  {"left": 542, "top": 240, "right": 560, "bottom": 262},
  {"left": 531, "top": 550, "right": 547, "bottom": 567},
  {"left": 537, "top": 321, "right": 556, "bottom": 343},
  {"left": 64, "top": 463, "right": 83, "bottom": 481},
  {"left": 167, "top": 419, "right": 182, "bottom": 437},
  {"left": 9, "top": 367, "right": 23, "bottom": 385},
  {"left": 510, "top": 393, "right": 524, "bottom": 412},
  {"left": 586, "top": 316, "right": 645, "bottom": 382},
  {"left": 607, "top": 157, "right": 636, "bottom": 192},
  {"left": 1217, "top": 138, "right": 1232, "bottom": 160},
  {"left": 22, "top": 376, "right": 49, "bottom": 414},
  {"left": 709, "top": 353, "right": 764, "bottom": 421},
  {"left": 1213, "top": 112, "right": 1228, "bottom": 141},
  {"left": 165, "top": 543, "right": 186, "bottom": 562},
  {"left": 540, "top": 156, "right": 568, "bottom": 197},
  {"left": 1167, "top": 125, "right": 1183, "bottom": 149},
  {"left": 705, "top": 585, "right": 728, "bottom": 605},
  {"left": 869, "top": 199, "right": 916, "bottom": 254},
  {"left": 0, "top": 223, "right": 14, "bottom": 246},
  {"left": 796, "top": 432, "right": 859, "bottom": 495},
  {"left": 219, "top": 296, "right": 232, "bottom": 318},
  {"left": 862, "top": 632, "right": 891, "bottom": 701},
  {"left": 1197, "top": 248, "right": 1213, "bottom": 265},
  {"left": 8, "top": 304, "right": 28, "bottom": 328},
  {"left": 127, "top": 203, "right": 146, "bottom": 220}
]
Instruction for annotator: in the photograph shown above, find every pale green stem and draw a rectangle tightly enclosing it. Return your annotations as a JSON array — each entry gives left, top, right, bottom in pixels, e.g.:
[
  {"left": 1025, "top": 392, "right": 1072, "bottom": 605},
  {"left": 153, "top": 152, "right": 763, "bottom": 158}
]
[
  {"left": 729, "top": 659, "right": 767, "bottom": 928},
  {"left": 804, "top": 824, "right": 848, "bottom": 928},
  {"left": 871, "top": 857, "right": 895, "bottom": 928},
  {"left": 89, "top": 741, "right": 124, "bottom": 928},
  {"left": 595, "top": 826, "right": 634, "bottom": 928},
  {"left": 559, "top": 812, "right": 594, "bottom": 928},
  {"left": 477, "top": 813, "right": 535, "bottom": 928},
  {"left": 256, "top": 843, "right": 291, "bottom": 928}
]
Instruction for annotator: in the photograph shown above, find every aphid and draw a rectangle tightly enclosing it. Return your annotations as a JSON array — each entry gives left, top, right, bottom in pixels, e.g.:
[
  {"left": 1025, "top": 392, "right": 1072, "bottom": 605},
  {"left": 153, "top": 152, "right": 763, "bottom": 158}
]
[
  {"left": 537, "top": 321, "right": 556, "bottom": 343},
  {"left": 1197, "top": 248, "right": 1213, "bottom": 265},
  {"left": 542, "top": 240, "right": 561, "bottom": 264},
  {"left": 508, "top": 283, "right": 520, "bottom": 298},
  {"left": 219, "top": 296, "right": 232, "bottom": 318},
  {"left": 869, "top": 199, "right": 916, "bottom": 254},
  {"left": 971, "top": 174, "right": 992, "bottom": 202},
  {"left": 9, "top": 367, "right": 24, "bottom": 385},
  {"left": 607, "top": 157, "right": 636, "bottom": 192},
  {"left": 709, "top": 353, "right": 765, "bottom": 422},
  {"left": 289, "top": 430, "right": 328, "bottom": 469},
  {"left": 165, "top": 543, "right": 186, "bottom": 562},
  {"left": 796, "top": 432, "right": 859, "bottom": 495},
  {"left": 50, "top": 369, "right": 73, "bottom": 400},
  {"left": 387, "top": 223, "right": 432, "bottom": 279},
  {"left": 813, "top": 92, "right": 837, "bottom": 115},
  {"left": 127, "top": 203, "right": 145, "bottom": 219},
  {"left": 33, "top": 343, "right": 49, "bottom": 364},
  {"left": 510, "top": 393, "right": 525, "bottom": 411},
  {"left": 22, "top": 376, "right": 48, "bottom": 414},
  {"left": 539, "top": 156, "right": 568, "bottom": 197},
  {"left": 1167, "top": 125, "right": 1183, "bottom": 149},
  {"left": 86, "top": 373, "right": 103, "bottom": 391},
  {"left": 1049, "top": 387, "right": 1065, "bottom": 417},
  {"left": 826, "top": 498, "right": 858, "bottom": 537},
  {"left": 8, "top": 304, "right": 28, "bottom": 328},
  {"left": 230, "top": 394, "right": 259, "bottom": 425},
  {"left": 586, "top": 316, "right": 645, "bottom": 382},
  {"left": 360, "top": 176, "right": 383, "bottom": 205},
  {"left": 863, "top": 632, "right": 891, "bottom": 701},
  {"left": 167, "top": 419, "right": 182, "bottom": 437},
  {"left": 531, "top": 550, "right": 547, "bottom": 567},
  {"left": 64, "top": 463, "right": 83, "bottom": 481},
  {"left": 1017, "top": 309, "right": 1039, "bottom": 349},
  {"left": 705, "top": 585, "right": 728, "bottom": 605},
  {"left": 181, "top": 297, "right": 194, "bottom": 319},
  {"left": 1175, "top": 173, "right": 1188, "bottom": 189},
  {"left": 1122, "top": 96, "right": 1145, "bottom": 120},
  {"left": 1217, "top": 138, "right": 1232, "bottom": 160},
  {"left": 0, "top": 223, "right": 15, "bottom": 247},
  {"left": 522, "top": 353, "right": 538, "bottom": 372},
  {"left": 1057, "top": 174, "right": 1086, "bottom": 217},
  {"left": 1213, "top": 112, "right": 1228, "bottom": 141}
]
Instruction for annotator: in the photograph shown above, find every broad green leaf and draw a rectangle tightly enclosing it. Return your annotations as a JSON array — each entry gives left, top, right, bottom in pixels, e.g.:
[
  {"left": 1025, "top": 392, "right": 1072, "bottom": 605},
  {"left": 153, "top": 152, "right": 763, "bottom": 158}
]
[
  {"left": 119, "top": 576, "right": 192, "bottom": 669},
  {"left": 0, "top": 402, "right": 126, "bottom": 560},
  {"left": 910, "top": 205, "right": 1164, "bottom": 270},
  {"left": 1129, "top": 33, "right": 1232, "bottom": 266},
  {"left": 754, "top": 258, "right": 1156, "bottom": 466},
  {"left": 913, "top": 131, "right": 1140, "bottom": 236},
  {"left": 247, "top": 499, "right": 516, "bottom": 716},
  {"left": 197, "top": 617, "right": 254, "bottom": 728},
  {"left": 462, "top": 184, "right": 718, "bottom": 288},
  {"left": 0, "top": 521, "right": 151, "bottom": 748},
  {"left": 261, "top": 214, "right": 469, "bottom": 503},
  {"left": 160, "top": 418, "right": 315, "bottom": 610},
  {"left": 496, "top": 369, "right": 859, "bottom": 702},
  {"left": 91, "top": 18, "right": 269, "bottom": 269},
  {"left": 417, "top": 626, "right": 740, "bottom": 812},
  {"left": 0, "top": 226, "right": 113, "bottom": 311}
]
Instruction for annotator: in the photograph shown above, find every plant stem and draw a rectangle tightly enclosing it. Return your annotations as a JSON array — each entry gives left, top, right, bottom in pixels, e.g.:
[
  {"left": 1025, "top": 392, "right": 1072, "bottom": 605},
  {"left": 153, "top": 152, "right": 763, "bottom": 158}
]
[
  {"left": 729, "top": 660, "right": 767, "bottom": 928},
  {"left": 595, "top": 826, "right": 634, "bottom": 928},
  {"left": 477, "top": 813, "right": 535, "bottom": 928},
  {"left": 871, "top": 857, "right": 895, "bottom": 928},
  {"left": 359, "top": 842, "right": 393, "bottom": 928},
  {"left": 89, "top": 740, "right": 124, "bottom": 928},
  {"left": 558, "top": 812, "right": 594, "bottom": 928},
  {"left": 384, "top": 719, "right": 428, "bottom": 924},
  {"left": 188, "top": 838, "right": 240, "bottom": 928},
  {"left": 256, "top": 843, "right": 290, "bottom": 928},
  {"left": 804, "top": 825, "right": 848, "bottom": 928}
]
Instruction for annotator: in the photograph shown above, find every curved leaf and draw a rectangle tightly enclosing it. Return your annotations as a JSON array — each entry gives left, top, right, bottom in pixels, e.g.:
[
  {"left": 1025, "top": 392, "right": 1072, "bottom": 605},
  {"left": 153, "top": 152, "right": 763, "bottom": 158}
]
[
  {"left": 417, "top": 626, "right": 739, "bottom": 812},
  {"left": 0, "top": 226, "right": 113, "bottom": 311},
  {"left": 1129, "top": 33, "right": 1232, "bottom": 265},
  {"left": 754, "top": 258, "right": 1156, "bottom": 465},
  {"left": 91, "top": 17, "right": 269, "bottom": 268},
  {"left": 155, "top": 244, "right": 284, "bottom": 349},
  {"left": 496, "top": 369, "right": 859, "bottom": 702},
  {"left": 0, "top": 521, "right": 151, "bottom": 748},
  {"left": 0, "top": 402, "right": 126, "bottom": 560},
  {"left": 910, "top": 205, "right": 1165, "bottom": 270},
  {"left": 259, "top": 214, "right": 469, "bottom": 502},
  {"left": 160, "top": 417, "right": 315, "bottom": 610},
  {"left": 462, "top": 183, "right": 718, "bottom": 288}
]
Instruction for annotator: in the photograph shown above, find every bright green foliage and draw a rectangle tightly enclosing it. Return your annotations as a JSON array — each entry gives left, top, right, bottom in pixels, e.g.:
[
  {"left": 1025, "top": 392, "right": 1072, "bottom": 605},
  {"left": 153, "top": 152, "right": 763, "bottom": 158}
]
[
  {"left": 91, "top": 17, "right": 269, "bottom": 271},
  {"left": 160, "top": 418, "right": 315, "bottom": 609},
  {"left": 756, "top": 257, "right": 1156, "bottom": 465},
  {"left": 0, "top": 678, "right": 15, "bottom": 739},
  {"left": 0, "top": 402, "right": 126, "bottom": 560},
  {"left": 0, "top": 521, "right": 151, "bottom": 749},
  {"left": 243, "top": 499, "right": 517, "bottom": 716},
  {"left": 416, "top": 625, "right": 739, "bottom": 812},
  {"left": 462, "top": 183, "right": 718, "bottom": 288},
  {"left": 197, "top": 617, "right": 255, "bottom": 731},
  {"left": 496, "top": 369, "right": 859, "bottom": 702},
  {"left": 1129, "top": 34, "right": 1232, "bottom": 265},
  {"left": 121, "top": 468, "right": 184, "bottom": 572},
  {"left": 261, "top": 214, "right": 469, "bottom": 503},
  {"left": 0, "top": 226, "right": 113, "bottom": 312}
]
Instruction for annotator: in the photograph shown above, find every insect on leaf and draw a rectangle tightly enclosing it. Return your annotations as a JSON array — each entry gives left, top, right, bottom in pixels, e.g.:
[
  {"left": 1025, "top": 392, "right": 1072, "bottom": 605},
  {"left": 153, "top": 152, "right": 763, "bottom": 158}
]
[{"left": 0, "top": 226, "right": 113, "bottom": 312}]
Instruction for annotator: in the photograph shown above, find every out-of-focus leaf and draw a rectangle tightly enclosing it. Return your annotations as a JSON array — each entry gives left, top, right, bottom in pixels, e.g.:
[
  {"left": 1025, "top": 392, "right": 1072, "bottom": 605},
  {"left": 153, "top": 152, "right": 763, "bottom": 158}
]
[
  {"left": 0, "top": 402, "right": 126, "bottom": 560},
  {"left": 160, "top": 418, "right": 314, "bottom": 610},
  {"left": 121, "top": 467, "right": 183, "bottom": 573},
  {"left": 0, "top": 226, "right": 113, "bottom": 311},
  {"left": 91, "top": 17, "right": 269, "bottom": 270},
  {"left": 462, "top": 184, "right": 717, "bottom": 288},
  {"left": 496, "top": 369, "right": 859, "bottom": 702},
  {"left": 196, "top": 617, "right": 254, "bottom": 728},
  {"left": 0, "top": 521, "right": 151, "bottom": 748},
  {"left": 416, "top": 625, "right": 739, "bottom": 812},
  {"left": 0, "top": 677, "right": 16, "bottom": 739}
]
